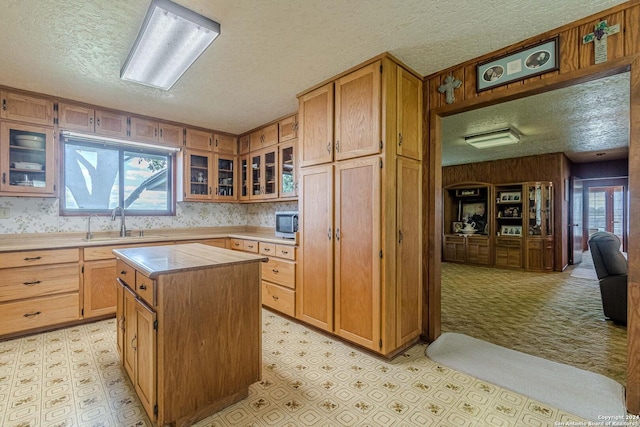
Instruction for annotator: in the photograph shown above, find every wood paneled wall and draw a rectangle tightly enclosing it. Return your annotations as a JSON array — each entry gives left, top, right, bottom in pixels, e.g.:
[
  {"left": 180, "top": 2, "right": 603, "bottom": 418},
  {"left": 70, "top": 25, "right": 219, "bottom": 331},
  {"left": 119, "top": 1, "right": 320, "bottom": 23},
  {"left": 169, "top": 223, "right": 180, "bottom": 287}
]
[{"left": 422, "top": 0, "right": 640, "bottom": 413}]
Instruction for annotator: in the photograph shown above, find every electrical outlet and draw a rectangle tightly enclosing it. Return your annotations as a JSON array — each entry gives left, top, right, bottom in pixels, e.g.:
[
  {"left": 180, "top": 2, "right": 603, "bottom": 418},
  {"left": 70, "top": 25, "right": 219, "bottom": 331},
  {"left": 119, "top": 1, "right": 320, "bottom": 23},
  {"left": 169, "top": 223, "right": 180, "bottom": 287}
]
[{"left": 0, "top": 207, "right": 9, "bottom": 219}]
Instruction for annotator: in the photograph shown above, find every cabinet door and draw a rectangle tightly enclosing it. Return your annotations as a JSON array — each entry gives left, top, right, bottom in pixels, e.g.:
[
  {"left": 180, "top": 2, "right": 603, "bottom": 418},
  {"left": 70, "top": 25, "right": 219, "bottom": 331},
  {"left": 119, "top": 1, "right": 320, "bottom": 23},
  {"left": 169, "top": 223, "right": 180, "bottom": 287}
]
[
  {"left": 57, "top": 102, "right": 95, "bottom": 132},
  {"left": 279, "top": 114, "right": 298, "bottom": 143},
  {"left": 158, "top": 123, "right": 183, "bottom": 147},
  {"left": 1, "top": 90, "right": 54, "bottom": 126},
  {"left": 334, "top": 156, "right": 381, "bottom": 350},
  {"left": 116, "top": 279, "right": 125, "bottom": 358},
  {"left": 83, "top": 259, "right": 117, "bottom": 318},
  {"left": 250, "top": 147, "right": 278, "bottom": 200},
  {"left": 396, "top": 67, "right": 422, "bottom": 160},
  {"left": 213, "top": 133, "right": 237, "bottom": 155},
  {"left": 185, "top": 128, "right": 212, "bottom": 151},
  {"left": 335, "top": 62, "right": 381, "bottom": 161},
  {"left": 297, "top": 164, "right": 334, "bottom": 331},
  {"left": 123, "top": 286, "right": 137, "bottom": 380},
  {"left": 443, "top": 235, "right": 466, "bottom": 262},
  {"left": 0, "top": 122, "right": 55, "bottom": 195},
  {"left": 130, "top": 117, "right": 159, "bottom": 143},
  {"left": 278, "top": 140, "right": 297, "bottom": 198},
  {"left": 182, "top": 150, "right": 212, "bottom": 201},
  {"left": 135, "top": 299, "right": 157, "bottom": 422},
  {"left": 95, "top": 110, "right": 128, "bottom": 138},
  {"left": 213, "top": 154, "right": 236, "bottom": 200},
  {"left": 396, "top": 158, "right": 422, "bottom": 347},
  {"left": 299, "top": 82, "right": 334, "bottom": 167},
  {"left": 239, "top": 135, "right": 251, "bottom": 155},
  {"left": 239, "top": 154, "right": 250, "bottom": 201}
]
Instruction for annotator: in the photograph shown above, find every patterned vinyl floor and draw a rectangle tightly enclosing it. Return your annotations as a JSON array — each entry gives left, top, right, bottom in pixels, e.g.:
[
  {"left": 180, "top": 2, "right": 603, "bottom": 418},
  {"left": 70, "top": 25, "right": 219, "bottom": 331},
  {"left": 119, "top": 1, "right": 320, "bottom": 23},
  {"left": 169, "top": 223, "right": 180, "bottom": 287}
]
[{"left": 0, "top": 308, "right": 591, "bottom": 426}]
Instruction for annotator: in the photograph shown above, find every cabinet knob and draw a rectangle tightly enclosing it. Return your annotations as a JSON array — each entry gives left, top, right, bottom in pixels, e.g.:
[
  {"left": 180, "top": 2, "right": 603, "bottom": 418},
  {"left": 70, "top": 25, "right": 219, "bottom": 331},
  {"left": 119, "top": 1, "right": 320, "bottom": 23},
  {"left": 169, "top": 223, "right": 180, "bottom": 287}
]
[
  {"left": 2, "top": 99, "right": 6, "bottom": 111},
  {"left": 272, "top": 295, "right": 279, "bottom": 301},
  {"left": 336, "top": 141, "right": 340, "bottom": 152},
  {"left": 1, "top": 172, "right": 5, "bottom": 184},
  {"left": 139, "top": 285, "right": 147, "bottom": 290},
  {"left": 264, "top": 248, "right": 271, "bottom": 252},
  {"left": 398, "top": 133, "right": 403, "bottom": 146},
  {"left": 120, "top": 270, "right": 127, "bottom": 275},
  {"left": 327, "top": 228, "right": 332, "bottom": 240},
  {"left": 336, "top": 228, "right": 340, "bottom": 241},
  {"left": 327, "top": 143, "right": 331, "bottom": 154},
  {"left": 272, "top": 269, "right": 279, "bottom": 274},
  {"left": 281, "top": 250, "right": 288, "bottom": 255},
  {"left": 23, "top": 256, "right": 42, "bottom": 262},
  {"left": 398, "top": 230, "right": 403, "bottom": 243},
  {"left": 23, "top": 311, "right": 41, "bottom": 318}
]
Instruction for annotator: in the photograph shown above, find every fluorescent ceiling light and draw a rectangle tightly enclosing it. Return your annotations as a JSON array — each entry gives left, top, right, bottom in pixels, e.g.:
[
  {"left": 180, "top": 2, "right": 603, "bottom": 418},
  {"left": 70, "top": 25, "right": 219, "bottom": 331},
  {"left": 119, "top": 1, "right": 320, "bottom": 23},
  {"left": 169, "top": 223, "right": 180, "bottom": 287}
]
[
  {"left": 62, "top": 131, "right": 181, "bottom": 152},
  {"left": 121, "top": 0, "right": 220, "bottom": 90},
  {"left": 464, "top": 128, "right": 520, "bottom": 149}
]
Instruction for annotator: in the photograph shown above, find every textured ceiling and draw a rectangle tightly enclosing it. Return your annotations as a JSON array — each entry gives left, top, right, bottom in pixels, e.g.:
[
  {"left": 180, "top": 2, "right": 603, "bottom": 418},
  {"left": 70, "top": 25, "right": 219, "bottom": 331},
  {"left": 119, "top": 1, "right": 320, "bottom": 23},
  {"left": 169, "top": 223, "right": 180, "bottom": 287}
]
[
  {"left": 0, "top": 0, "right": 628, "bottom": 136},
  {"left": 442, "top": 72, "right": 630, "bottom": 166}
]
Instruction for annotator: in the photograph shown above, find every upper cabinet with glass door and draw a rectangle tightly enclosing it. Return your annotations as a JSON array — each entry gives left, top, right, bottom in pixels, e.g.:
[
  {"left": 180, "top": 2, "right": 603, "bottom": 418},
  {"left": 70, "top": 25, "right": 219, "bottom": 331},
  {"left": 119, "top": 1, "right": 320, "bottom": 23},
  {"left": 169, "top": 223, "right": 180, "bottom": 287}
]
[
  {"left": 0, "top": 122, "right": 55, "bottom": 195},
  {"left": 250, "top": 147, "right": 278, "bottom": 200}
]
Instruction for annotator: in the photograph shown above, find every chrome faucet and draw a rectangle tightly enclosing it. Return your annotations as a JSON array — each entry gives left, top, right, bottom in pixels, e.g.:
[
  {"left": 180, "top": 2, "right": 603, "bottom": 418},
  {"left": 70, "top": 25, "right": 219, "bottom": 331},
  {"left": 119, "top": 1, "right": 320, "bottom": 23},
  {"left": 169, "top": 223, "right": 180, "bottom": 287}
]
[
  {"left": 111, "top": 206, "right": 127, "bottom": 237},
  {"left": 86, "top": 214, "right": 99, "bottom": 240}
]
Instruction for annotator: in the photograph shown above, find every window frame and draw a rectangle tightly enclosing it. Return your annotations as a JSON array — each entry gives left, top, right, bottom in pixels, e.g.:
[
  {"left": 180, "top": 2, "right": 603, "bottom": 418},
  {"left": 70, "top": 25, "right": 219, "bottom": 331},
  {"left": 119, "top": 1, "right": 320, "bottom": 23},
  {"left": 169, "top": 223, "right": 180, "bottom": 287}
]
[{"left": 60, "top": 137, "right": 176, "bottom": 216}]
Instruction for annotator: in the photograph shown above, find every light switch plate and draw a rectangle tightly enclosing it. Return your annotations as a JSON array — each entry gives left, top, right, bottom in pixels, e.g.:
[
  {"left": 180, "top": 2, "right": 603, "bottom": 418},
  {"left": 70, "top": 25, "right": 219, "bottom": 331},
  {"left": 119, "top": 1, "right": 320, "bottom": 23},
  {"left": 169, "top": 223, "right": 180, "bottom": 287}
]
[{"left": 0, "top": 207, "right": 9, "bottom": 219}]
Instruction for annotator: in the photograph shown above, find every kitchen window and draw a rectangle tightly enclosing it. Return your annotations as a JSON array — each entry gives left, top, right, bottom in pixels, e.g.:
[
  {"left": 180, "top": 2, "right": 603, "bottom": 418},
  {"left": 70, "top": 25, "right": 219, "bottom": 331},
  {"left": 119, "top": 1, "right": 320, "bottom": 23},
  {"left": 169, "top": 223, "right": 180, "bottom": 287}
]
[{"left": 61, "top": 137, "right": 174, "bottom": 215}]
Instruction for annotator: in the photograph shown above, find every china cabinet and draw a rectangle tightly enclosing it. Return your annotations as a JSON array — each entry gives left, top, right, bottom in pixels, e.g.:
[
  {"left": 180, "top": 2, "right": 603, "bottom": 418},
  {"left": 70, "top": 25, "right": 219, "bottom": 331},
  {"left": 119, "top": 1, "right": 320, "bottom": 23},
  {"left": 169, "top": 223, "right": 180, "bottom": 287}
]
[
  {"left": 525, "top": 182, "right": 554, "bottom": 271},
  {"left": 0, "top": 122, "right": 55, "bottom": 195}
]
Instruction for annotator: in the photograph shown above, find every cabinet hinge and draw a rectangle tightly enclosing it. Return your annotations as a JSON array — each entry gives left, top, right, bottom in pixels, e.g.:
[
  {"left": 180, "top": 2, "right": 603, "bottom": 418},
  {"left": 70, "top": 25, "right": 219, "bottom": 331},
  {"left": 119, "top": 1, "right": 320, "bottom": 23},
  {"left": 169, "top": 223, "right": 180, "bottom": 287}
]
[
  {"left": 379, "top": 339, "right": 383, "bottom": 348},
  {"left": 379, "top": 140, "right": 383, "bottom": 150},
  {"left": 379, "top": 250, "right": 383, "bottom": 259},
  {"left": 81, "top": 266, "right": 84, "bottom": 274},
  {"left": 154, "top": 405, "right": 158, "bottom": 415},
  {"left": 81, "top": 308, "right": 84, "bottom": 316},
  {"left": 153, "top": 320, "right": 158, "bottom": 330},
  {"left": 380, "top": 64, "right": 383, "bottom": 73},
  {"left": 379, "top": 158, "right": 383, "bottom": 169},
  {"left": 53, "top": 184, "right": 56, "bottom": 191},
  {"left": 53, "top": 103, "right": 59, "bottom": 112},
  {"left": 53, "top": 117, "right": 59, "bottom": 125}
]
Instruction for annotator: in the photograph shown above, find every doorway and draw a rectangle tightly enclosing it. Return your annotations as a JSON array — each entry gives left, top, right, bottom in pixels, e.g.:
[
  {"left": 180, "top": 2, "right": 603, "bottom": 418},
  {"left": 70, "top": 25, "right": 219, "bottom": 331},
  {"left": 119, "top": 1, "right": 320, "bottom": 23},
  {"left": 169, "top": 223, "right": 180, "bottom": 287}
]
[{"left": 587, "top": 185, "right": 626, "bottom": 249}]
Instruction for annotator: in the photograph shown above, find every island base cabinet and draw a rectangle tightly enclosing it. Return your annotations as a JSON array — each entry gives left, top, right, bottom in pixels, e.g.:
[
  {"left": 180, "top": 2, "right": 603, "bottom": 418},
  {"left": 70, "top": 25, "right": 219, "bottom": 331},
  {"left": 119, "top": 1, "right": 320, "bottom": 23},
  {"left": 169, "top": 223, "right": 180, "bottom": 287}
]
[{"left": 114, "top": 244, "right": 263, "bottom": 427}]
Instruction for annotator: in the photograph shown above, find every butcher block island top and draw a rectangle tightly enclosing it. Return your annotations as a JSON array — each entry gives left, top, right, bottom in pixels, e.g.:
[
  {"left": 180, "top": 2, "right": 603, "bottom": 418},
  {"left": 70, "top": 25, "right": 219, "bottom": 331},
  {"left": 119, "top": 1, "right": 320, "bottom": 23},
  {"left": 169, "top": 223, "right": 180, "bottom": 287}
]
[{"left": 113, "top": 243, "right": 267, "bottom": 426}]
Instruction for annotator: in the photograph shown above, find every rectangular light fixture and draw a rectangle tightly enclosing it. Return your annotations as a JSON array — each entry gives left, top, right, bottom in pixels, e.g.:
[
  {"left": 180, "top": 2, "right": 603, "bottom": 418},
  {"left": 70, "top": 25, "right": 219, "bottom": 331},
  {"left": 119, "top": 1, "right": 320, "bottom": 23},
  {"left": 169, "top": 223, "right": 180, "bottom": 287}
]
[
  {"left": 121, "top": 0, "right": 220, "bottom": 90},
  {"left": 62, "top": 131, "right": 181, "bottom": 153},
  {"left": 464, "top": 128, "right": 520, "bottom": 149}
]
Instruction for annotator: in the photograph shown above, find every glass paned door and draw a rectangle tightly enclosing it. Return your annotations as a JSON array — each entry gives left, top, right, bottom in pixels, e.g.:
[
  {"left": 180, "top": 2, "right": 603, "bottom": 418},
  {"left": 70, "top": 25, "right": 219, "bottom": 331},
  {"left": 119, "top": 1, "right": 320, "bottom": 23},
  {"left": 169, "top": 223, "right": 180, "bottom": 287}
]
[{"left": 588, "top": 186, "right": 625, "bottom": 245}]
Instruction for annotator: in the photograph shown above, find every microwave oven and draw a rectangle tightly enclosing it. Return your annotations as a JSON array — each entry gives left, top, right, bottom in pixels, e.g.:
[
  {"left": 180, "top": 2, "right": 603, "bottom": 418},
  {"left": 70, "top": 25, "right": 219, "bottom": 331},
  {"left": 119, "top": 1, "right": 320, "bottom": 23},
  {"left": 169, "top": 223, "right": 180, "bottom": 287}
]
[{"left": 275, "top": 211, "right": 298, "bottom": 239}]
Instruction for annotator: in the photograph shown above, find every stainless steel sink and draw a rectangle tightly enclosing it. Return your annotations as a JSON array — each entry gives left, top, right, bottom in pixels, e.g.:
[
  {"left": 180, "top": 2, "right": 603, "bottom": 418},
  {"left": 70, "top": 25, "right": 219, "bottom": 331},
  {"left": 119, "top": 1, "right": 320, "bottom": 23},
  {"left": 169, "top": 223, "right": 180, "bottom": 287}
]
[{"left": 83, "top": 234, "right": 169, "bottom": 242}]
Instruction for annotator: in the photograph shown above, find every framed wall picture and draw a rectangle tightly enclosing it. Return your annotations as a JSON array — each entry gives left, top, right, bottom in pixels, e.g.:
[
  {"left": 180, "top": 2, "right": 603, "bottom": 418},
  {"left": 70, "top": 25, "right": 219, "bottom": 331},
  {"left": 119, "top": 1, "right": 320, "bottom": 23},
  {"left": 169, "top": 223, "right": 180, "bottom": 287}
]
[
  {"left": 459, "top": 201, "right": 487, "bottom": 232},
  {"left": 477, "top": 37, "right": 559, "bottom": 92},
  {"left": 452, "top": 221, "right": 463, "bottom": 234},
  {"left": 500, "top": 225, "right": 522, "bottom": 236},
  {"left": 455, "top": 188, "right": 480, "bottom": 197},
  {"left": 499, "top": 191, "right": 521, "bottom": 202}
]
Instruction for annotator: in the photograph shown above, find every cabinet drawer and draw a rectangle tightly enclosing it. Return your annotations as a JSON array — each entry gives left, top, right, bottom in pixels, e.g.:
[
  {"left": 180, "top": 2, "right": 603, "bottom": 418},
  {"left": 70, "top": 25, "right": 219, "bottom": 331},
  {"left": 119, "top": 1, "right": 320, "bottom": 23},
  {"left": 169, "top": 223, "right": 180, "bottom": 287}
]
[
  {"left": 136, "top": 272, "right": 155, "bottom": 307},
  {"left": 0, "top": 293, "right": 79, "bottom": 336},
  {"left": 117, "top": 259, "right": 136, "bottom": 288},
  {"left": 259, "top": 242, "right": 276, "bottom": 256},
  {"left": 243, "top": 240, "right": 259, "bottom": 253},
  {"left": 261, "top": 281, "right": 294, "bottom": 317},
  {"left": 84, "top": 242, "right": 168, "bottom": 261},
  {"left": 262, "top": 258, "right": 295, "bottom": 289},
  {"left": 0, "top": 264, "right": 79, "bottom": 303},
  {"left": 275, "top": 245, "right": 295, "bottom": 260},
  {"left": 230, "top": 239, "right": 245, "bottom": 250},
  {"left": 0, "top": 248, "right": 79, "bottom": 269}
]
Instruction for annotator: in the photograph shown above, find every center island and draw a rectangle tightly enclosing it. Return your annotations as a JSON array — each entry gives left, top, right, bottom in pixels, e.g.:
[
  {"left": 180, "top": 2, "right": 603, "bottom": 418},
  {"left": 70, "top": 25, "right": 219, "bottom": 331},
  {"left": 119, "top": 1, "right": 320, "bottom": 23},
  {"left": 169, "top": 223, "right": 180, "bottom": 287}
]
[{"left": 113, "top": 243, "right": 268, "bottom": 426}]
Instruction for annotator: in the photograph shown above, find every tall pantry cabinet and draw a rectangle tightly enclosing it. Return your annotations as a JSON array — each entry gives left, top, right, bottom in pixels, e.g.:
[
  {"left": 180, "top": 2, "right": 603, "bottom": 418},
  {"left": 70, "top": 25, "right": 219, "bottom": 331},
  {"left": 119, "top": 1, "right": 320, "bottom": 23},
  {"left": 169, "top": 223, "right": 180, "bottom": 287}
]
[{"left": 297, "top": 55, "right": 422, "bottom": 356}]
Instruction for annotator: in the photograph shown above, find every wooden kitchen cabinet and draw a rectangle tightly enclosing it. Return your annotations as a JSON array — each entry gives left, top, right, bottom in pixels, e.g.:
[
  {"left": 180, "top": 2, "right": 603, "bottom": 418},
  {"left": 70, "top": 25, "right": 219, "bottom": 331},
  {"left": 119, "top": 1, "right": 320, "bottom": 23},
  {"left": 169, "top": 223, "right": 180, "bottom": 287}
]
[
  {"left": 239, "top": 154, "right": 250, "bottom": 201},
  {"left": 396, "top": 66, "right": 422, "bottom": 160},
  {"left": 130, "top": 116, "right": 159, "bottom": 143},
  {"left": 1, "top": 90, "right": 54, "bottom": 126},
  {"left": 213, "top": 133, "right": 237, "bottom": 154},
  {"left": 298, "top": 82, "right": 334, "bottom": 167},
  {"left": 249, "top": 146, "right": 278, "bottom": 200},
  {"left": 95, "top": 109, "right": 128, "bottom": 138},
  {"left": 158, "top": 122, "right": 183, "bottom": 147},
  {"left": 278, "top": 139, "right": 297, "bottom": 198},
  {"left": 278, "top": 114, "right": 298, "bottom": 143},
  {"left": 114, "top": 244, "right": 264, "bottom": 426},
  {"left": 0, "top": 248, "right": 80, "bottom": 337},
  {"left": 82, "top": 259, "right": 117, "bottom": 318},
  {"left": 57, "top": 102, "right": 95, "bottom": 132},
  {"left": 213, "top": 154, "right": 236, "bottom": 200},
  {"left": 0, "top": 121, "right": 56, "bottom": 196},
  {"left": 297, "top": 55, "right": 422, "bottom": 356},
  {"left": 185, "top": 127, "right": 213, "bottom": 151},
  {"left": 334, "top": 61, "right": 381, "bottom": 161},
  {"left": 178, "top": 149, "right": 213, "bottom": 201},
  {"left": 239, "top": 134, "right": 251, "bottom": 155},
  {"left": 250, "top": 123, "right": 278, "bottom": 151}
]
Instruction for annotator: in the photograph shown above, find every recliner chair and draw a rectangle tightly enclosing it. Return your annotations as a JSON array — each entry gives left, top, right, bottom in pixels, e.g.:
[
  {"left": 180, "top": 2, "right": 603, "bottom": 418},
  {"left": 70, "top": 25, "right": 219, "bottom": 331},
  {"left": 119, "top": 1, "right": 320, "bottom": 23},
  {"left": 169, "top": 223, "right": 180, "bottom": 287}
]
[{"left": 588, "top": 231, "right": 627, "bottom": 325}]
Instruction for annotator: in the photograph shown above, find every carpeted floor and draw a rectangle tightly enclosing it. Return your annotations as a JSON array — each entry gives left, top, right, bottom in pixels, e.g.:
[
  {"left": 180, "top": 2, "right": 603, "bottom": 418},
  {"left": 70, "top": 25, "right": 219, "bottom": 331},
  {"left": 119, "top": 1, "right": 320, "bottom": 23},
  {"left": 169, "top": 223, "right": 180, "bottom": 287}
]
[{"left": 441, "top": 253, "right": 627, "bottom": 386}]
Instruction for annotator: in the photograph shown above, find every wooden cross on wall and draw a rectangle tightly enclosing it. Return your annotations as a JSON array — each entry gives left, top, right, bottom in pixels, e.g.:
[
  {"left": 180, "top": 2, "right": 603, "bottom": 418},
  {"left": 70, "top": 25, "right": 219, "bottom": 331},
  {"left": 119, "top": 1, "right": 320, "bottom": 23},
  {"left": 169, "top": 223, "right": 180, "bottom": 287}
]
[
  {"left": 582, "top": 20, "right": 620, "bottom": 64},
  {"left": 438, "top": 75, "right": 462, "bottom": 105}
]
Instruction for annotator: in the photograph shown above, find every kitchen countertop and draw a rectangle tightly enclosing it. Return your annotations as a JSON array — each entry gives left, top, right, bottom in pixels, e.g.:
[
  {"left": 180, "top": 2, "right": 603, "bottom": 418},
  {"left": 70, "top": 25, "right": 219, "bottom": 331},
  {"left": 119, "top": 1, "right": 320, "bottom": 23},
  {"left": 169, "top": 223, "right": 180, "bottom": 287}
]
[
  {"left": 113, "top": 243, "right": 268, "bottom": 278},
  {"left": 0, "top": 226, "right": 297, "bottom": 252}
]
